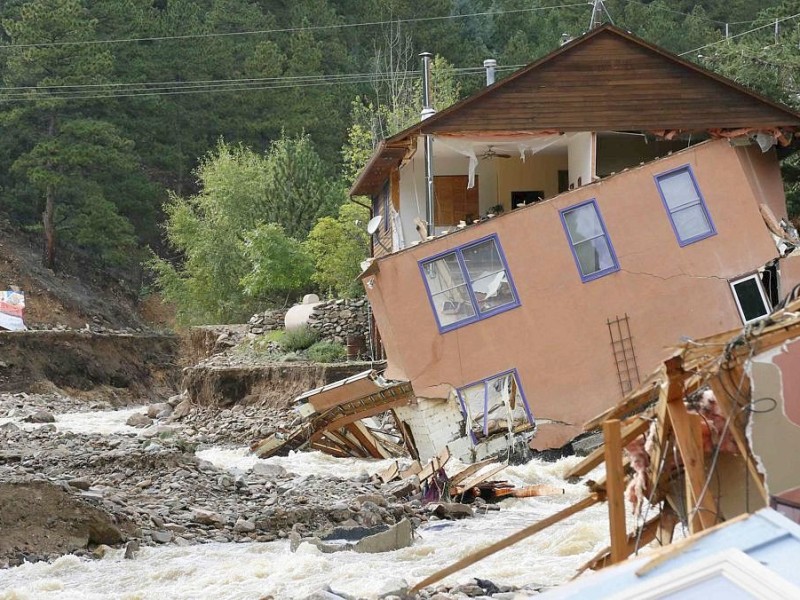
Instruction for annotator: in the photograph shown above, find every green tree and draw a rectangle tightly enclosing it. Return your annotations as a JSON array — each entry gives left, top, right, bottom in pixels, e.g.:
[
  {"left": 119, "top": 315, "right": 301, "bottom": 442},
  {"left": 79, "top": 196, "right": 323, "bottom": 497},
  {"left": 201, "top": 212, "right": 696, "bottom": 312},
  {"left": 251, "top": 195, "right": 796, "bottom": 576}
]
[
  {"left": 151, "top": 135, "right": 339, "bottom": 324},
  {"left": 1, "top": 0, "right": 139, "bottom": 268},
  {"left": 240, "top": 223, "right": 314, "bottom": 303},
  {"left": 260, "top": 133, "right": 343, "bottom": 238},
  {"left": 305, "top": 202, "right": 370, "bottom": 298}
]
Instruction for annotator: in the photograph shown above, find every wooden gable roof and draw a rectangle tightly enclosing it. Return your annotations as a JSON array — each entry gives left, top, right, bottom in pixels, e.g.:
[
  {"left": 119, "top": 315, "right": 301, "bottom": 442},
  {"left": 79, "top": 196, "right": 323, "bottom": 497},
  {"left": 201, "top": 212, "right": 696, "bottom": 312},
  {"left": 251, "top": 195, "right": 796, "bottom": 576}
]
[{"left": 351, "top": 24, "right": 800, "bottom": 196}]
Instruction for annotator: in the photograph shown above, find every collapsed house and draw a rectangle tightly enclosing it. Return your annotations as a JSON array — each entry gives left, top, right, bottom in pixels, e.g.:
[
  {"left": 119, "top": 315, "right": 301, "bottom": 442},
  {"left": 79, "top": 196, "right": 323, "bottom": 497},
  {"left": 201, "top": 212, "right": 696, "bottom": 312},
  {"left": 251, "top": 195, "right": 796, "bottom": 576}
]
[
  {"left": 342, "top": 24, "right": 800, "bottom": 462},
  {"left": 408, "top": 295, "right": 800, "bottom": 592}
]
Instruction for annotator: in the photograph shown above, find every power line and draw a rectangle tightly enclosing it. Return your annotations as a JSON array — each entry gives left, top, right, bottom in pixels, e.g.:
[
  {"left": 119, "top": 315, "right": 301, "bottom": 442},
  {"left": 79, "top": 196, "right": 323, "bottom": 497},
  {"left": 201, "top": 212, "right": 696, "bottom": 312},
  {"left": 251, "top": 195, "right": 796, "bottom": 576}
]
[
  {"left": 0, "top": 65, "right": 524, "bottom": 103},
  {"left": 679, "top": 12, "right": 800, "bottom": 56},
  {"left": 0, "top": 4, "right": 588, "bottom": 50}
]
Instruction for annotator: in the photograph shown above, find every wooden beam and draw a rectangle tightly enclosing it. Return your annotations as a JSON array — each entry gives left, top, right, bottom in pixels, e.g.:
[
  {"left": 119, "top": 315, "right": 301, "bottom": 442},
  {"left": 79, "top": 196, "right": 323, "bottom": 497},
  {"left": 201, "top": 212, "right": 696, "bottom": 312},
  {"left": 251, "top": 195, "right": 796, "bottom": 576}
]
[
  {"left": 668, "top": 403, "right": 717, "bottom": 533},
  {"left": 409, "top": 493, "right": 602, "bottom": 593},
  {"left": 603, "top": 419, "right": 628, "bottom": 565},
  {"left": 565, "top": 415, "right": 651, "bottom": 479},
  {"left": 646, "top": 379, "right": 673, "bottom": 495},
  {"left": 346, "top": 421, "right": 386, "bottom": 459}
]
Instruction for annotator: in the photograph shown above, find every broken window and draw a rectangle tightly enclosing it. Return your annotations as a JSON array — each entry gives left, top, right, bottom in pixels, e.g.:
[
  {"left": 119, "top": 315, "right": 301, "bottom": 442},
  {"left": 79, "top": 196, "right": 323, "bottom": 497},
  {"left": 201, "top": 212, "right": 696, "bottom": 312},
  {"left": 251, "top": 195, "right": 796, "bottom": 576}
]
[
  {"left": 655, "top": 165, "right": 716, "bottom": 246},
  {"left": 560, "top": 199, "right": 619, "bottom": 282},
  {"left": 420, "top": 234, "right": 520, "bottom": 332},
  {"left": 457, "top": 370, "right": 533, "bottom": 442},
  {"left": 730, "top": 274, "right": 771, "bottom": 324}
]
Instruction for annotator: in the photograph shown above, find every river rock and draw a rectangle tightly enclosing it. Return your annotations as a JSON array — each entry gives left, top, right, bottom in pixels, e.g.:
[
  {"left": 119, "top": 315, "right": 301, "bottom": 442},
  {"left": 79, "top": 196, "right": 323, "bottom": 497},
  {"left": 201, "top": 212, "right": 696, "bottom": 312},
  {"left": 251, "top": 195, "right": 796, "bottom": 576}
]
[
  {"left": 234, "top": 517, "right": 256, "bottom": 533},
  {"left": 192, "top": 508, "right": 225, "bottom": 527},
  {"left": 24, "top": 410, "right": 55, "bottom": 423},
  {"left": 252, "top": 462, "right": 287, "bottom": 478},
  {"left": 147, "top": 403, "right": 173, "bottom": 419},
  {"left": 124, "top": 540, "right": 139, "bottom": 559},
  {"left": 126, "top": 413, "right": 152, "bottom": 428},
  {"left": 67, "top": 477, "right": 92, "bottom": 491},
  {"left": 151, "top": 530, "right": 173, "bottom": 544}
]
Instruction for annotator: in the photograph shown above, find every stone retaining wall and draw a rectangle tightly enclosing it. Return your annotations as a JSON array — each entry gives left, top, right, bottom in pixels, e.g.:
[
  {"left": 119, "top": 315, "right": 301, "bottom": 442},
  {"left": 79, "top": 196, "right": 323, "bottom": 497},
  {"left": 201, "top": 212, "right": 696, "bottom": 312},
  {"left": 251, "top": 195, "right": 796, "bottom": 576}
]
[
  {"left": 306, "top": 299, "right": 369, "bottom": 345},
  {"left": 247, "top": 300, "right": 370, "bottom": 346}
]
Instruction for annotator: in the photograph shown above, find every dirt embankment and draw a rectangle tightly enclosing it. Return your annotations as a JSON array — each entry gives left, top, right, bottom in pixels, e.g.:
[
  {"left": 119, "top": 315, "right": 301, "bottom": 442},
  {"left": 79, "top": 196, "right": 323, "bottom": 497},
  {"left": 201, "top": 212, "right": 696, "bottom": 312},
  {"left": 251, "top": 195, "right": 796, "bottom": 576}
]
[
  {"left": 0, "top": 480, "right": 134, "bottom": 563},
  {"left": 0, "top": 331, "right": 179, "bottom": 402}
]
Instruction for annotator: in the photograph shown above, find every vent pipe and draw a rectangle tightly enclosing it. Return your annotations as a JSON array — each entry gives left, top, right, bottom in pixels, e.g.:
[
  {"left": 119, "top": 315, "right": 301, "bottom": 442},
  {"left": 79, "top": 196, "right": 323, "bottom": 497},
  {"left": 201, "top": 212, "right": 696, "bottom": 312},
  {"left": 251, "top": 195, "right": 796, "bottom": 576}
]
[
  {"left": 420, "top": 52, "right": 435, "bottom": 236},
  {"left": 483, "top": 59, "right": 497, "bottom": 86}
]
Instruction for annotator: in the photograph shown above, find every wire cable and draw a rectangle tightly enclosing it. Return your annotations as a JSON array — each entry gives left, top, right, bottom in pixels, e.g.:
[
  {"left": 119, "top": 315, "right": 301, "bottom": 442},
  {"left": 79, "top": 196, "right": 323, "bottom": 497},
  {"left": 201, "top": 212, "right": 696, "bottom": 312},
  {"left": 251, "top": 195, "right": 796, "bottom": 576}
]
[
  {"left": 679, "top": 12, "right": 800, "bottom": 56},
  {"left": 0, "top": 4, "right": 588, "bottom": 50}
]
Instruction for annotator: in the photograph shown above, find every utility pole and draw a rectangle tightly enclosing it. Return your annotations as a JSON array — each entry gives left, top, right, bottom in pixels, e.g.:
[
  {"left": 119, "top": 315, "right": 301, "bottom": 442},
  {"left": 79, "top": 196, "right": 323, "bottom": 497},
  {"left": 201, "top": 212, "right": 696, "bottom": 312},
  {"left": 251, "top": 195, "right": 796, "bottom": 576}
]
[{"left": 589, "top": 0, "right": 613, "bottom": 29}]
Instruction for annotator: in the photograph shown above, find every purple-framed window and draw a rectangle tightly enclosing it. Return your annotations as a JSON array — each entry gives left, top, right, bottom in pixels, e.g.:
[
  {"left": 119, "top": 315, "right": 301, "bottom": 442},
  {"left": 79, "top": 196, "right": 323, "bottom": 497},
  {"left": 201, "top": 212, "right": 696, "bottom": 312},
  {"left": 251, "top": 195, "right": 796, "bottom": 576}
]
[
  {"left": 457, "top": 369, "right": 534, "bottom": 444},
  {"left": 560, "top": 199, "right": 619, "bottom": 282},
  {"left": 655, "top": 165, "right": 716, "bottom": 246},
  {"left": 419, "top": 234, "right": 520, "bottom": 333}
]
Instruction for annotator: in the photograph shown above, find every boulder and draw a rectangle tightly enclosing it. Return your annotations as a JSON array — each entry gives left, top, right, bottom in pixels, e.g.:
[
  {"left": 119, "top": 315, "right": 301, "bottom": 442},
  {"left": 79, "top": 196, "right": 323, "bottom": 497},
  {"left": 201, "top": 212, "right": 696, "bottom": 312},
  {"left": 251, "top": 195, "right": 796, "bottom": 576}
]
[
  {"left": 125, "top": 413, "right": 152, "bottom": 428},
  {"left": 24, "top": 410, "right": 55, "bottom": 423},
  {"left": 252, "top": 462, "right": 287, "bottom": 479}
]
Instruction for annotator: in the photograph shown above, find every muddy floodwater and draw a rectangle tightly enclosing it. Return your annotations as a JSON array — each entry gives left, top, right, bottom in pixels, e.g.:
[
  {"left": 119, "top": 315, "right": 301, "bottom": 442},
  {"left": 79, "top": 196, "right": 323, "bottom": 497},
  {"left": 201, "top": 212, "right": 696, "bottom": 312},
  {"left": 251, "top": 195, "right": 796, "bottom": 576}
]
[{"left": 0, "top": 404, "right": 636, "bottom": 600}]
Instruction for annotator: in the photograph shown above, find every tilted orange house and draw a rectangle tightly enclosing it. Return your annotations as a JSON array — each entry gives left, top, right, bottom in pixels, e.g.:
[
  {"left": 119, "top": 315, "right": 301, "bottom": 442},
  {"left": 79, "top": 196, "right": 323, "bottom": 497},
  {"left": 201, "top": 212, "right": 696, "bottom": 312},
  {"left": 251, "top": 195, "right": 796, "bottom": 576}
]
[{"left": 350, "top": 25, "right": 800, "bottom": 462}]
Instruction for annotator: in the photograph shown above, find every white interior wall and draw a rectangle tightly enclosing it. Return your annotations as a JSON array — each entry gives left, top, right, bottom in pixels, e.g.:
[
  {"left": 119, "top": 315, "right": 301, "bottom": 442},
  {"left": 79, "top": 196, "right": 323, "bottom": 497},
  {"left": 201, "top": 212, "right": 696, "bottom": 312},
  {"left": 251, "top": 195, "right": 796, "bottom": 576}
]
[{"left": 567, "top": 132, "right": 595, "bottom": 189}]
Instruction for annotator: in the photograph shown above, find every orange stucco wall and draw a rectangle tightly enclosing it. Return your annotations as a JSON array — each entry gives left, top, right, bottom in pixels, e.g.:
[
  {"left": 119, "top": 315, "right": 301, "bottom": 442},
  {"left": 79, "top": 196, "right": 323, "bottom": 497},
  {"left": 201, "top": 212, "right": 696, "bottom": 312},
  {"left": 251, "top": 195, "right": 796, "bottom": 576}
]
[{"left": 365, "top": 139, "right": 784, "bottom": 447}]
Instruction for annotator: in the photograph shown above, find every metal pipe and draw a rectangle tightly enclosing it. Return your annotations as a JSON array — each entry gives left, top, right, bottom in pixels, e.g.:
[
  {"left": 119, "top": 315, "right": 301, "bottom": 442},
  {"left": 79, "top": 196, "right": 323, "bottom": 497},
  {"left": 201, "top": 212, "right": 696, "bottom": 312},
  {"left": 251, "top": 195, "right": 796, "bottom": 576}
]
[
  {"left": 420, "top": 52, "right": 435, "bottom": 236},
  {"left": 483, "top": 59, "right": 497, "bottom": 86}
]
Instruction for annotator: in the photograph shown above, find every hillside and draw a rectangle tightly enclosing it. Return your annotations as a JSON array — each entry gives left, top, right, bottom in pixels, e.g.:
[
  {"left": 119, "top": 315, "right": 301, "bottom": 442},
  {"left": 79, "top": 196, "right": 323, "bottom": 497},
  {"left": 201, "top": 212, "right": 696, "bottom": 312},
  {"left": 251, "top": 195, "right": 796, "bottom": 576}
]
[{"left": 0, "top": 220, "right": 171, "bottom": 331}]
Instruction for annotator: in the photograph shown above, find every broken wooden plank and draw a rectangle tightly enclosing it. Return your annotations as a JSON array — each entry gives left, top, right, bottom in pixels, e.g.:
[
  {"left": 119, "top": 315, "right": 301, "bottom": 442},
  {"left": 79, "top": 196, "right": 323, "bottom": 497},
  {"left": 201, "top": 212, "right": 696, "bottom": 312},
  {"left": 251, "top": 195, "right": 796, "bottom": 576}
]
[
  {"left": 400, "top": 460, "right": 422, "bottom": 480},
  {"left": 449, "top": 457, "right": 497, "bottom": 488},
  {"left": 418, "top": 447, "right": 451, "bottom": 485},
  {"left": 565, "top": 414, "right": 652, "bottom": 479},
  {"left": 451, "top": 463, "right": 508, "bottom": 496},
  {"left": 376, "top": 461, "right": 399, "bottom": 484},
  {"left": 603, "top": 419, "right": 627, "bottom": 565},
  {"left": 496, "top": 484, "right": 565, "bottom": 499},
  {"left": 346, "top": 421, "right": 389, "bottom": 459},
  {"left": 409, "top": 493, "right": 602, "bottom": 593}
]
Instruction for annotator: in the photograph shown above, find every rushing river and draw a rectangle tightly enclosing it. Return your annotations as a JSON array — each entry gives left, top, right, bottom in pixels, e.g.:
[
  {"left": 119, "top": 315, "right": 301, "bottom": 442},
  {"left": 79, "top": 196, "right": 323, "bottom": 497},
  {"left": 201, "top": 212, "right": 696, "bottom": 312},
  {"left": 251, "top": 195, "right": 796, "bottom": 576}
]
[{"left": 0, "top": 407, "right": 618, "bottom": 599}]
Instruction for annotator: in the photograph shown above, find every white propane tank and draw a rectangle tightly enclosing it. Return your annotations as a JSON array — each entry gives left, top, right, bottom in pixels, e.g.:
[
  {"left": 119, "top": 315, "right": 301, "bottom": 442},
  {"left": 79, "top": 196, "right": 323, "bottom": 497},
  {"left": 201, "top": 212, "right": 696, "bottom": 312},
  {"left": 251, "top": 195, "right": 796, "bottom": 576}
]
[{"left": 284, "top": 294, "right": 321, "bottom": 330}]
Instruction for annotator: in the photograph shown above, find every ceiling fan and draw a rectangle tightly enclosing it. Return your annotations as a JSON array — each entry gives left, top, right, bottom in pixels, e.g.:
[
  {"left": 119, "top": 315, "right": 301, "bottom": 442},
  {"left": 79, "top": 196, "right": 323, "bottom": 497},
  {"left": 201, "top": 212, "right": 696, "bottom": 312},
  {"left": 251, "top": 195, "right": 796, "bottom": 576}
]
[{"left": 480, "top": 145, "right": 512, "bottom": 160}]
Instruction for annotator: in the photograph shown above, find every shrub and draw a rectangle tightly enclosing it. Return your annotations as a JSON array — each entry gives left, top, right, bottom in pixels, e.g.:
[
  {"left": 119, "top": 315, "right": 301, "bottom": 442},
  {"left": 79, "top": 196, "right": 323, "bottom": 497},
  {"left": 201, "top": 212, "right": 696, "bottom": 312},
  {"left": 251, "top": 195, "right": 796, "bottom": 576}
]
[
  {"left": 306, "top": 340, "right": 346, "bottom": 363},
  {"left": 280, "top": 326, "right": 319, "bottom": 352}
]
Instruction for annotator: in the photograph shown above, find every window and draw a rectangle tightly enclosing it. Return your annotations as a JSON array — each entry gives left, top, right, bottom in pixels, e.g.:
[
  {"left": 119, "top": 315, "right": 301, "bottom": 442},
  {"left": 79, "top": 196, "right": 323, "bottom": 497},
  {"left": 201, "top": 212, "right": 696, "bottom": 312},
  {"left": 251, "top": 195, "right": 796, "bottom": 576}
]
[
  {"left": 457, "top": 370, "right": 534, "bottom": 443},
  {"left": 655, "top": 165, "right": 716, "bottom": 246},
  {"left": 560, "top": 199, "right": 619, "bottom": 282},
  {"left": 419, "top": 234, "right": 520, "bottom": 332},
  {"left": 730, "top": 274, "right": 771, "bottom": 324}
]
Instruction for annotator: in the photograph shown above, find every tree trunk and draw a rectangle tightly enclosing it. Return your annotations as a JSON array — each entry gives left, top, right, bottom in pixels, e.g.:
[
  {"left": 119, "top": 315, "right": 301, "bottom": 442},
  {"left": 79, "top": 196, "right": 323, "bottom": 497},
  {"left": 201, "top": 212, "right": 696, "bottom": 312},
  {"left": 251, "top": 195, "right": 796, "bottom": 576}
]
[
  {"left": 42, "top": 114, "right": 56, "bottom": 270},
  {"left": 43, "top": 185, "right": 55, "bottom": 270}
]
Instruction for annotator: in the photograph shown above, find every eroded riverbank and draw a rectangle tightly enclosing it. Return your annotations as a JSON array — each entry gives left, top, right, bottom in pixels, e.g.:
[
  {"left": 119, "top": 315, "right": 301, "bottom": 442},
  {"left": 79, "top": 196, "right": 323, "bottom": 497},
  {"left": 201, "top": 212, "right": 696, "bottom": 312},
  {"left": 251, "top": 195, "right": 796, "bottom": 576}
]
[{"left": 0, "top": 390, "right": 615, "bottom": 599}]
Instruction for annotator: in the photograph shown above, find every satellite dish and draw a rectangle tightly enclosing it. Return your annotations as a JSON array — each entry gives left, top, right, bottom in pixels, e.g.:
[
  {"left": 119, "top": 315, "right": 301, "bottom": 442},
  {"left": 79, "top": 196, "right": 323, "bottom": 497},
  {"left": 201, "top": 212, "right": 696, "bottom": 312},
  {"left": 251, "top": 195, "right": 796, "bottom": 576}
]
[{"left": 367, "top": 215, "right": 383, "bottom": 235}]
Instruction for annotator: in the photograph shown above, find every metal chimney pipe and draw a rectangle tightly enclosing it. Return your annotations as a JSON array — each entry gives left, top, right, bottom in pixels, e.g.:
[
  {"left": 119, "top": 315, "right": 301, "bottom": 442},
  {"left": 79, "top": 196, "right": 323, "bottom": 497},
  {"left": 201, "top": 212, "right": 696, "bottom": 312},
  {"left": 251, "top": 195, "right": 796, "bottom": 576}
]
[
  {"left": 420, "top": 52, "right": 435, "bottom": 236},
  {"left": 483, "top": 59, "right": 497, "bottom": 86}
]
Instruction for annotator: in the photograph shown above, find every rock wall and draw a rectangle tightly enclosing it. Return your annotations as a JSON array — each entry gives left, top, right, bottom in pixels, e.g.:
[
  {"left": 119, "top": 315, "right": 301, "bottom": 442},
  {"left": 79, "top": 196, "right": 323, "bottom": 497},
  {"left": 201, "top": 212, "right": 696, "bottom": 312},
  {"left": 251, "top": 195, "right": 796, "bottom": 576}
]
[
  {"left": 247, "top": 299, "right": 370, "bottom": 350},
  {"left": 306, "top": 299, "right": 369, "bottom": 345},
  {"left": 247, "top": 309, "right": 287, "bottom": 335}
]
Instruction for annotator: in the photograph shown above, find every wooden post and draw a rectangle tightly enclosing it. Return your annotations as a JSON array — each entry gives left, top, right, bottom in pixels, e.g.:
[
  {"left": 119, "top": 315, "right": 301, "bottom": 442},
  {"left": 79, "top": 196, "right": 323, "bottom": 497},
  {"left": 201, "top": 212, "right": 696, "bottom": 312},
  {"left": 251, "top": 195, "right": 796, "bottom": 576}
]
[
  {"left": 603, "top": 419, "right": 627, "bottom": 564},
  {"left": 668, "top": 404, "right": 717, "bottom": 532}
]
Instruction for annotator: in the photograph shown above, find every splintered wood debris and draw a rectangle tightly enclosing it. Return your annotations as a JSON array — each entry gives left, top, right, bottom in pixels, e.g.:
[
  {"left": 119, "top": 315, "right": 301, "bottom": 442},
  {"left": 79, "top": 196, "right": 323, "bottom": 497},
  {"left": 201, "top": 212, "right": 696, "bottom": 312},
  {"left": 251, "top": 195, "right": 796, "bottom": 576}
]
[{"left": 409, "top": 297, "right": 800, "bottom": 592}]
